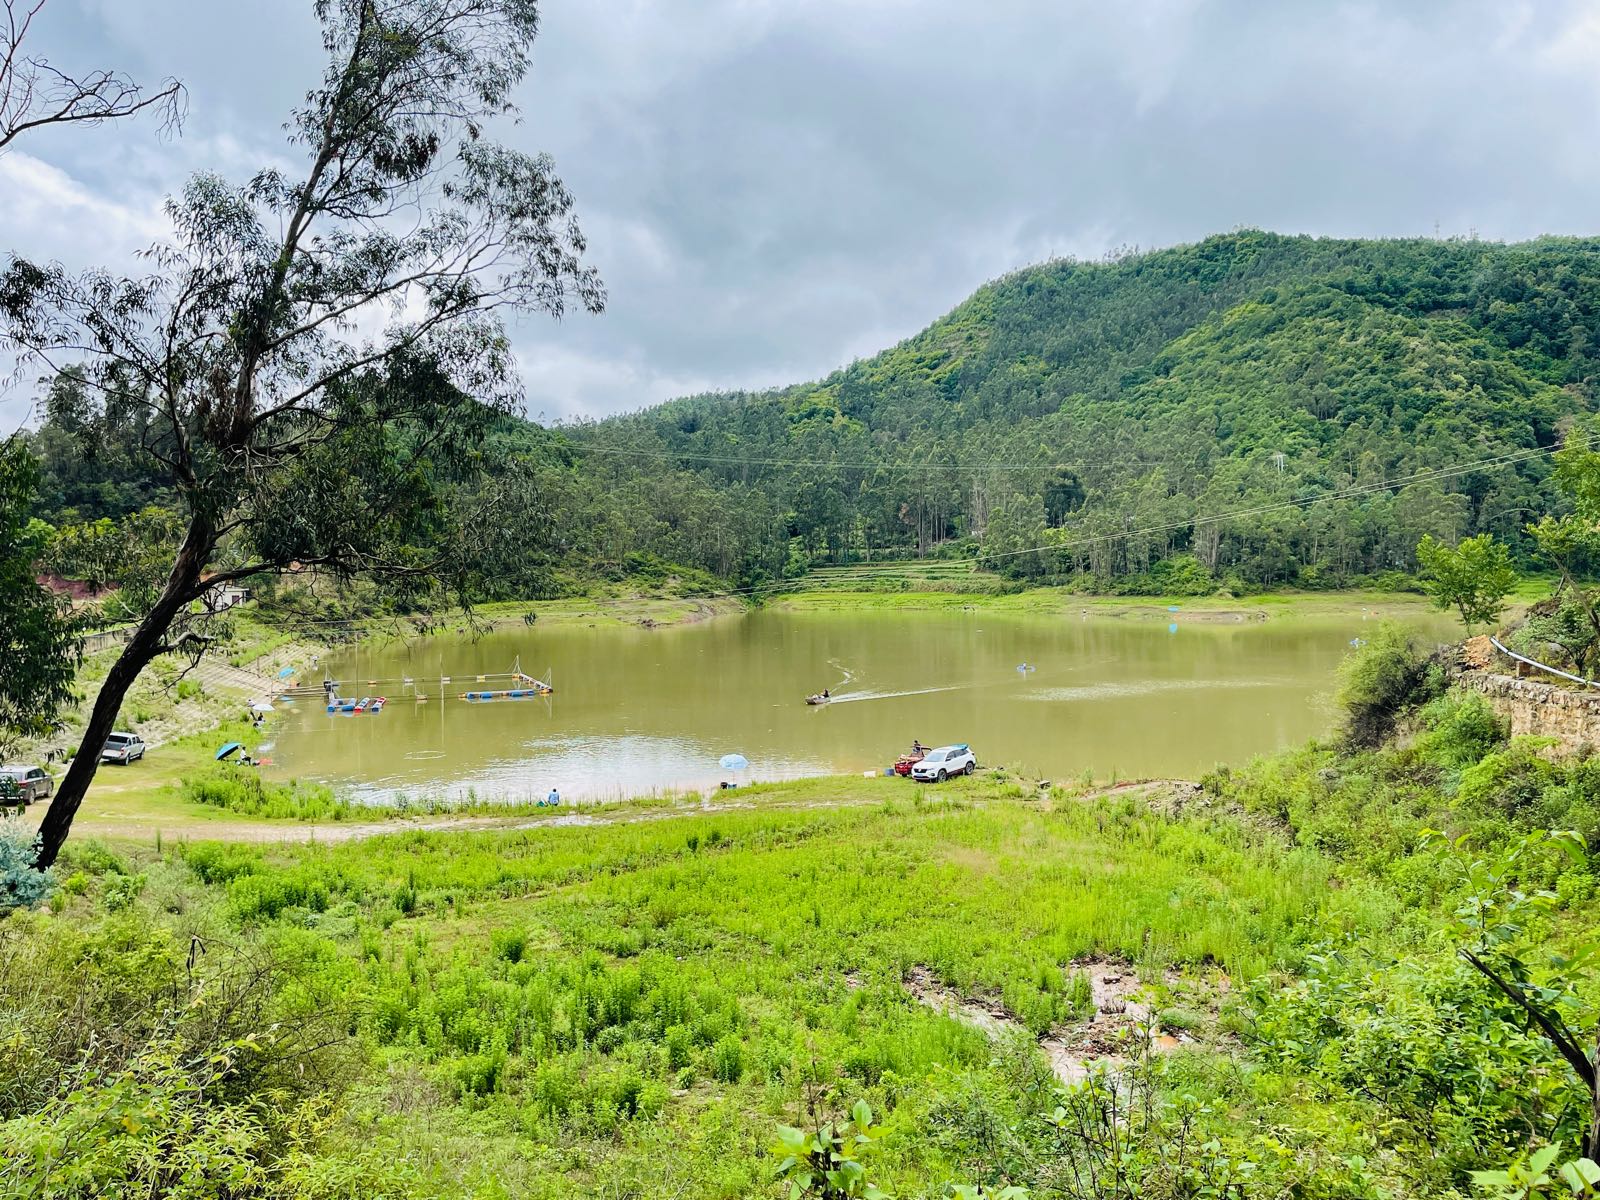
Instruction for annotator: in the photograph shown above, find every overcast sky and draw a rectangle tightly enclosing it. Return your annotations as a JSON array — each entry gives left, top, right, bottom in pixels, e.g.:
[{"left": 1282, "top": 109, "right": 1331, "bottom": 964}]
[{"left": 4, "top": 0, "right": 1600, "bottom": 428}]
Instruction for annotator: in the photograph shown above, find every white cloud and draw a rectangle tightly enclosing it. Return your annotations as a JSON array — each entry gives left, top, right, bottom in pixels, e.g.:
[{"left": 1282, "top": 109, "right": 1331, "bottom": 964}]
[{"left": 0, "top": 151, "right": 167, "bottom": 262}]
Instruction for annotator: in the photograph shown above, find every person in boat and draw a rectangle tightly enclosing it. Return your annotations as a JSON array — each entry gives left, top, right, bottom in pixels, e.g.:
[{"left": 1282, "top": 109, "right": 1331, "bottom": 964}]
[{"left": 822, "top": 688, "right": 830, "bottom": 699}]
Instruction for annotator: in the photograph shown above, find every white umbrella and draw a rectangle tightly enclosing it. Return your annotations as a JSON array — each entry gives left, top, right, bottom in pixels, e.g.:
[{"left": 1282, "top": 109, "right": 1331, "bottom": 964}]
[{"left": 249, "top": 701, "right": 275, "bottom": 713}]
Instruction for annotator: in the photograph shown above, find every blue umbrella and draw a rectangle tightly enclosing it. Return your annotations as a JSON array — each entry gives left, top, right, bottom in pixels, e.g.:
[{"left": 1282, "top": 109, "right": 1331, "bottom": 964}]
[
  {"left": 277, "top": 667, "right": 294, "bottom": 678},
  {"left": 215, "top": 742, "right": 243, "bottom": 760},
  {"left": 719, "top": 753, "right": 749, "bottom": 771}
]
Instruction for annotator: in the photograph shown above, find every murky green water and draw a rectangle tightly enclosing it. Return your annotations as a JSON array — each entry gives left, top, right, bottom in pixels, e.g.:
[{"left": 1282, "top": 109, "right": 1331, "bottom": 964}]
[{"left": 268, "top": 607, "right": 1455, "bottom": 804}]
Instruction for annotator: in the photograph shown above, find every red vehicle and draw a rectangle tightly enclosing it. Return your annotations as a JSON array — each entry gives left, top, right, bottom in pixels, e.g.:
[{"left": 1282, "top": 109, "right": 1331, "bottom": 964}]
[{"left": 893, "top": 742, "right": 929, "bottom": 777}]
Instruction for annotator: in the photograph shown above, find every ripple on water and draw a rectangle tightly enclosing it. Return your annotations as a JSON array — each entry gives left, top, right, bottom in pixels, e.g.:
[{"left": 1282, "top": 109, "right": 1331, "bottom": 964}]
[{"left": 1024, "top": 678, "right": 1288, "bottom": 702}]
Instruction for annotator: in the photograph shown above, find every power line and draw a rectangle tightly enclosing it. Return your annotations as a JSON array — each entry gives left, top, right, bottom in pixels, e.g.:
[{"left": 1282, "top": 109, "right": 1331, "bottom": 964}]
[
  {"left": 228, "top": 440, "right": 1570, "bottom": 623},
  {"left": 973, "top": 442, "right": 1557, "bottom": 565},
  {"left": 570, "top": 443, "right": 1074, "bottom": 473},
  {"left": 681, "top": 440, "right": 1560, "bottom": 596}
]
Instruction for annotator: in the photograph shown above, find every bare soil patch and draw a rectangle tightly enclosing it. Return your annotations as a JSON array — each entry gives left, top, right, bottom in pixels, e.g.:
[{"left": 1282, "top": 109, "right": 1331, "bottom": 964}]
[{"left": 904, "top": 957, "right": 1222, "bottom": 1086}]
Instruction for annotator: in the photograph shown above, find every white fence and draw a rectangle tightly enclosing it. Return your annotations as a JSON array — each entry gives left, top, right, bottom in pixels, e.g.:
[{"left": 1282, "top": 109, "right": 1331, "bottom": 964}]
[{"left": 1489, "top": 635, "right": 1600, "bottom": 690}]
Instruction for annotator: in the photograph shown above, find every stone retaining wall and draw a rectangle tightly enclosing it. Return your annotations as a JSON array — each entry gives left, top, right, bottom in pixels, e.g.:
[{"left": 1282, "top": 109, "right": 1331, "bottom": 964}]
[{"left": 1453, "top": 668, "right": 1600, "bottom": 756}]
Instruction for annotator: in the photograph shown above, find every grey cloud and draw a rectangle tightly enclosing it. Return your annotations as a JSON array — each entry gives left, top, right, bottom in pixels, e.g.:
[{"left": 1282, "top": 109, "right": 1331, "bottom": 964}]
[{"left": 6, "top": 0, "right": 1600, "bottom": 427}]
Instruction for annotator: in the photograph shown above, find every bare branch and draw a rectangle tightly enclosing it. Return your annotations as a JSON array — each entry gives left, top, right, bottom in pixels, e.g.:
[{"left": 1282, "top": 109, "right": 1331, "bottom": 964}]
[{"left": 0, "top": 0, "right": 185, "bottom": 154}]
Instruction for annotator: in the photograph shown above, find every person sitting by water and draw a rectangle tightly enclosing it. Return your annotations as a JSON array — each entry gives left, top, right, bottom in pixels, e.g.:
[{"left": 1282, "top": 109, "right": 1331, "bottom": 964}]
[
  {"left": 912, "top": 739, "right": 925, "bottom": 753},
  {"left": 547, "top": 787, "right": 560, "bottom": 807}
]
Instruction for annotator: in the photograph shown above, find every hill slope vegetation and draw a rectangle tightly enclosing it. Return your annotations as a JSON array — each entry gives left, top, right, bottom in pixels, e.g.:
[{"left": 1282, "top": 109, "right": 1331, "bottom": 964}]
[
  {"left": 25, "top": 231, "right": 1600, "bottom": 602},
  {"left": 549, "top": 231, "right": 1600, "bottom": 591}
]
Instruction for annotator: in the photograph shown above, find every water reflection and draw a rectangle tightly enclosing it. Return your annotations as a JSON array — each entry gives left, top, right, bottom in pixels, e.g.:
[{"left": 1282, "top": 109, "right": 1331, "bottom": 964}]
[{"left": 269, "top": 608, "right": 1454, "bottom": 804}]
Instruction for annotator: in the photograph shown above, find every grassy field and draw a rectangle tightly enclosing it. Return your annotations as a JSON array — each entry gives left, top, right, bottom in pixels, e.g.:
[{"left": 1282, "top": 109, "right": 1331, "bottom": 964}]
[
  {"left": 4, "top": 774, "right": 1407, "bottom": 1197},
  {"left": 5, "top": 590, "right": 1596, "bottom": 1197},
  {"left": 767, "top": 581, "right": 1456, "bottom": 624},
  {"left": 6, "top": 665, "right": 1600, "bottom": 1196},
  {"left": 769, "top": 564, "right": 1557, "bottom": 624}
]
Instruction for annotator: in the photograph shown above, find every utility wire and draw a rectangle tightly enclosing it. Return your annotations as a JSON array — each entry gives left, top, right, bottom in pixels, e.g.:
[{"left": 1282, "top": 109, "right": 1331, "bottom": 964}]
[
  {"left": 570, "top": 443, "right": 1076, "bottom": 473},
  {"left": 221, "top": 439, "right": 1572, "bottom": 623},
  {"left": 974, "top": 443, "right": 1556, "bottom": 564},
  {"left": 678, "top": 439, "right": 1563, "bottom": 597}
]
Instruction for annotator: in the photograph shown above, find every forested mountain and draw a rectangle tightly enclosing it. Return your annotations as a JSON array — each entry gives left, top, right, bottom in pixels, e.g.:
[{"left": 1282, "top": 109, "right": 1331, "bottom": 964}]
[
  {"left": 540, "top": 230, "right": 1600, "bottom": 591},
  {"left": 26, "top": 230, "right": 1600, "bottom": 597}
]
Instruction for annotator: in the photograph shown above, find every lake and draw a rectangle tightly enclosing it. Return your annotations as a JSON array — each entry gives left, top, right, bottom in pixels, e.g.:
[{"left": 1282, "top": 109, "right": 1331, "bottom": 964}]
[{"left": 267, "top": 606, "right": 1455, "bottom": 804}]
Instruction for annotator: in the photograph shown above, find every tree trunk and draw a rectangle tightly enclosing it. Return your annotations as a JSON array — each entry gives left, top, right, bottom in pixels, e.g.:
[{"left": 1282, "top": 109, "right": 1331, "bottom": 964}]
[
  {"left": 1588, "top": 1041, "right": 1600, "bottom": 1162},
  {"left": 32, "top": 516, "right": 213, "bottom": 868}
]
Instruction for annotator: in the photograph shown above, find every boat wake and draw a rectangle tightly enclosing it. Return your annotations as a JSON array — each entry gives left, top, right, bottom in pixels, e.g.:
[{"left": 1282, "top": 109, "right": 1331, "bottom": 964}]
[{"left": 829, "top": 684, "right": 969, "bottom": 704}]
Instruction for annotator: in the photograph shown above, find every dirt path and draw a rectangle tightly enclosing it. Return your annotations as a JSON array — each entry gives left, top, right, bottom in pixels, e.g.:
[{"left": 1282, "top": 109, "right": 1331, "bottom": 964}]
[
  {"left": 44, "top": 793, "right": 894, "bottom": 846},
  {"left": 36, "top": 773, "right": 1203, "bottom": 857}
]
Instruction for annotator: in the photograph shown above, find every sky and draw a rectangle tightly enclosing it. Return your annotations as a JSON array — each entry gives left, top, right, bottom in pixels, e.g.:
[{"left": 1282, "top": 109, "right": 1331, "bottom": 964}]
[{"left": 4, "top": 0, "right": 1600, "bottom": 428}]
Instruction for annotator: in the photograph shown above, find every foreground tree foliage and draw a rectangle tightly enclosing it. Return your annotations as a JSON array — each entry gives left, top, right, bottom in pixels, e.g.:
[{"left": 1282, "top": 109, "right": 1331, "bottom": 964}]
[
  {"left": 0, "top": 437, "right": 77, "bottom": 754},
  {"left": 0, "top": 0, "right": 602, "bottom": 867}
]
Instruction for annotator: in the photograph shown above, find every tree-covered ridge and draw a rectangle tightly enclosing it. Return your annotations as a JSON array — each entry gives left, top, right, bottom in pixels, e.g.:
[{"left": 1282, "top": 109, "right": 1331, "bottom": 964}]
[
  {"left": 557, "top": 231, "right": 1600, "bottom": 589},
  {"left": 23, "top": 230, "right": 1600, "bottom": 597}
]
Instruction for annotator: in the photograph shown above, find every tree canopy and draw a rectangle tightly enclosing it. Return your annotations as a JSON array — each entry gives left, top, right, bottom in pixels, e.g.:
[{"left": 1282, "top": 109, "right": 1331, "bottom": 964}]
[
  {"left": 543, "top": 232, "right": 1600, "bottom": 591},
  {"left": 1, "top": 0, "right": 601, "bottom": 867}
]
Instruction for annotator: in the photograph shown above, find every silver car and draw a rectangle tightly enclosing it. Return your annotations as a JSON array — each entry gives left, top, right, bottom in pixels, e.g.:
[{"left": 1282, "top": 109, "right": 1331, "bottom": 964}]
[
  {"left": 101, "top": 732, "right": 146, "bottom": 764},
  {"left": 0, "top": 765, "right": 54, "bottom": 804}
]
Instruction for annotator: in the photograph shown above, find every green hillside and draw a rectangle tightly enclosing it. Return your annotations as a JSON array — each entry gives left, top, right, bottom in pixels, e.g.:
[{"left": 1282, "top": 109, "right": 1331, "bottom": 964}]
[
  {"left": 27, "top": 231, "right": 1600, "bottom": 600},
  {"left": 549, "top": 231, "right": 1600, "bottom": 591}
]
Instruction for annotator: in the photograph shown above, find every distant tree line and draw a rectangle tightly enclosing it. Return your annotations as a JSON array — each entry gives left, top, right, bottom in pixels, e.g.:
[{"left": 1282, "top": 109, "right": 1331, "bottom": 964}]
[{"left": 24, "top": 231, "right": 1600, "bottom": 609}]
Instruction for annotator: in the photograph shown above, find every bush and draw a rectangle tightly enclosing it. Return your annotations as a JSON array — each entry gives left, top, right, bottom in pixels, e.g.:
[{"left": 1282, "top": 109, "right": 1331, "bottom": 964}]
[
  {"left": 1415, "top": 693, "right": 1508, "bottom": 770},
  {"left": 491, "top": 928, "right": 528, "bottom": 963},
  {"left": 0, "top": 815, "right": 51, "bottom": 912},
  {"left": 710, "top": 1035, "right": 744, "bottom": 1083},
  {"left": 1336, "top": 622, "right": 1442, "bottom": 749},
  {"left": 180, "top": 843, "right": 261, "bottom": 885}
]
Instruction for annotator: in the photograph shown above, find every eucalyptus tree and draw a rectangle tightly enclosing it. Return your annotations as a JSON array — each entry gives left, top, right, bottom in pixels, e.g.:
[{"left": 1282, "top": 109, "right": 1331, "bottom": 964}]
[
  {"left": 0, "top": 437, "right": 75, "bottom": 754},
  {"left": 1, "top": 0, "right": 183, "bottom": 154},
  {"left": 1, "top": 0, "right": 603, "bottom": 867},
  {"left": 0, "top": 0, "right": 182, "bottom": 764}
]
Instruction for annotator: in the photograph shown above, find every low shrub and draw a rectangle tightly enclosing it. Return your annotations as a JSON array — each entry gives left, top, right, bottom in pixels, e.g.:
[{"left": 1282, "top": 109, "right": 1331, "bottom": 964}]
[{"left": 181, "top": 766, "right": 351, "bottom": 821}]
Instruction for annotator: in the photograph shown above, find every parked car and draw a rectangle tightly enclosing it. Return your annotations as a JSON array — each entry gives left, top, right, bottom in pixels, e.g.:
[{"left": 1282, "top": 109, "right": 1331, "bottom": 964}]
[
  {"left": 910, "top": 744, "right": 976, "bottom": 782},
  {"left": 0, "top": 765, "right": 54, "bottom": 804},
  {"left": 101, "top": 732, "right": 146, "bottom": 764}
]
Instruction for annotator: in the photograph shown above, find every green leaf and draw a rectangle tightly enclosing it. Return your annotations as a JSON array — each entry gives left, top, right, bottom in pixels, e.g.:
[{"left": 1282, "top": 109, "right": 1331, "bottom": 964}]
[{"left": 1562, "top": 1158, "right": 1600, "bottom": 1191}]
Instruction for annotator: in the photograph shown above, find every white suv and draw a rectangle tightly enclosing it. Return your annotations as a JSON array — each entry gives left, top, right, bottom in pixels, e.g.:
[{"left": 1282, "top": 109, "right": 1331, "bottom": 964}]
[{"left": 910, "top": 744, "right": 976, "bottom": 782}]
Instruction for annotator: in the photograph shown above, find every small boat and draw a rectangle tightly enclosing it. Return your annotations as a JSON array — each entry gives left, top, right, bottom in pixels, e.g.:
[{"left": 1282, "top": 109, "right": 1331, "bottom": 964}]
[
  {"left": 370, "top": 697, "right": 387, "bottom": 712},
  {"left": 354, "top": 696, "right": 371, "bottom": 713},
  {"left": 805, "top": 693, "right": 831, "bottom": 706}
]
